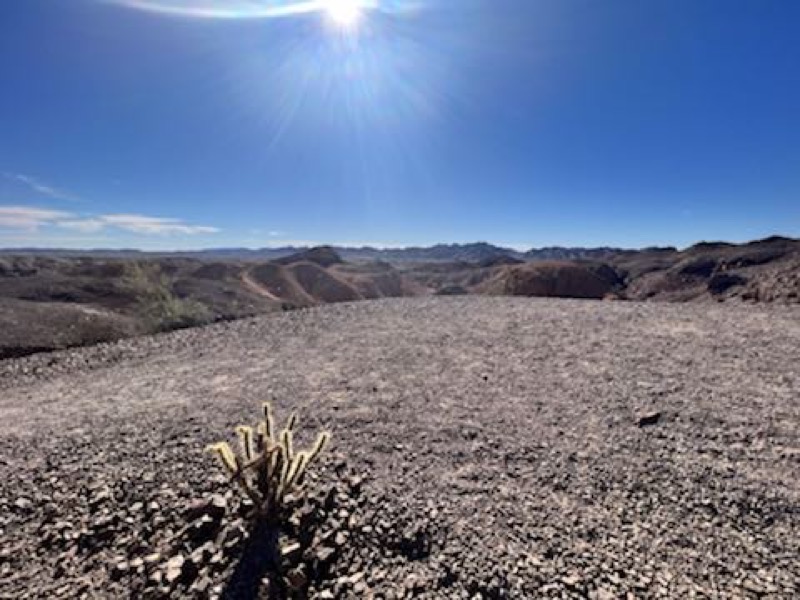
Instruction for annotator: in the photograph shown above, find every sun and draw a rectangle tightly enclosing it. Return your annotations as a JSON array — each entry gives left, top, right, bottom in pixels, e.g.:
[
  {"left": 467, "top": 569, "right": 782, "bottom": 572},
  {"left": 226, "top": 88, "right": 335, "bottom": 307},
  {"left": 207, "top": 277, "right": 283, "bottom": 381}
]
[{"left": 323, "top": 0, "right": 363, "bottom": 28}]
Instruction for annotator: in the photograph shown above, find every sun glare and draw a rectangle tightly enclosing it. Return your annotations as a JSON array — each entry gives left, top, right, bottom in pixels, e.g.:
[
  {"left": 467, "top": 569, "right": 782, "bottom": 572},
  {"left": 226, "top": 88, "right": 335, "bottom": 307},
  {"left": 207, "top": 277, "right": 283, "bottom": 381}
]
[{"left": 323, "top": 0, "right": 363, "bottom": 28}]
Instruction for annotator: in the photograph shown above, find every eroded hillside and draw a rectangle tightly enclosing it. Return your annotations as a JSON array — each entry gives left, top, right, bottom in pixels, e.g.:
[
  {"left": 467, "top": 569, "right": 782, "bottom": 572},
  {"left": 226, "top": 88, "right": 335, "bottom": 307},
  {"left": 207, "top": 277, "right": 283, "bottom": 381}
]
[{"left": 1, "top": 237, "right": 799, "bottom": 358}]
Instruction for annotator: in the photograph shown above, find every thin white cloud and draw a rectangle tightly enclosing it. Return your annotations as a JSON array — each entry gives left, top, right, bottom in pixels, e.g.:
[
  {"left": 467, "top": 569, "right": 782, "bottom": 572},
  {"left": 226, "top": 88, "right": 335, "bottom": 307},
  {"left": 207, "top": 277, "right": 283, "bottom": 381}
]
[
  {"left": 0, "top": 206, "right": 72, "bottom": 231},
  {"left": 57, "top": 219, "right": 106, "bottom": 233},
  {"left": 0, "top": 205, "right": 219, "bottom": 236},
  {"left": 99, "top": 214, "right": 220, "bottom": 235},
  {"left": 3, "top": 173, "right": 80, "bottom": 202}
]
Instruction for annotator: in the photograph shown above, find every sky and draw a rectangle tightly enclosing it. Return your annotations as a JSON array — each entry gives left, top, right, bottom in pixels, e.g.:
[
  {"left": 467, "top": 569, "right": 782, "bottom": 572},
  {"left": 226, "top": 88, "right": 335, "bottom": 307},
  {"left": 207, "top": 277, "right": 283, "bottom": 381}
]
[{"left": 0, "top": 0, "right": 798, "bottom": 251}]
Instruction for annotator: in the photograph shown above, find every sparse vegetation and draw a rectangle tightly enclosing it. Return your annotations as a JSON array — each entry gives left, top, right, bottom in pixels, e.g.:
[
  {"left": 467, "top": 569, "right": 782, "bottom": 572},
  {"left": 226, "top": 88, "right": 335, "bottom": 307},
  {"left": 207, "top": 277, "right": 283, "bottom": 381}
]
[
  {"left": 121, "top": 261, "right": 213, "bottom": 332},
  {"left": 207, "top": 403, "right": 330, "bottom": 523},
  {"left": 206, "top": 403, "right": 330, "bottom": 596}
]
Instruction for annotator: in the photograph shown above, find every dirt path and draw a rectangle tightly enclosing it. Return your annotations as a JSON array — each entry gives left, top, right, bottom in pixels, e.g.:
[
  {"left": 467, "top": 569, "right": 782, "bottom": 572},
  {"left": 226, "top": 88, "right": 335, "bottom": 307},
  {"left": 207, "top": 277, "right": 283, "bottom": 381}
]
[
  {"left": 1, "top": 297, "right": 798, "bottom": 598},
  {"left": 240, "top": 269, "right": 282, "bottom": 302}
]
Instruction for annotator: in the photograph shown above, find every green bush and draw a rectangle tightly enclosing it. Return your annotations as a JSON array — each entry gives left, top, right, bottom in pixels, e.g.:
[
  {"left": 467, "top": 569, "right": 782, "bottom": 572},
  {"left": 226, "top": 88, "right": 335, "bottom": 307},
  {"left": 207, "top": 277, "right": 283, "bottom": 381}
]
[{"left": 120, "top": 262, "right": 212, "bottom": 332}]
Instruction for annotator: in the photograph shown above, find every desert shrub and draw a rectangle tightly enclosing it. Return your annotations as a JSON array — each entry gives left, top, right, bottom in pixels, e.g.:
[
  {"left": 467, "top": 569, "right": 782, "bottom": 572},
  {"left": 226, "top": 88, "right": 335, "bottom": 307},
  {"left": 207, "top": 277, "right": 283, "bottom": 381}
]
[
  {"left": 139, "top": 291, "right": 211, "bottom": 332},
  {"left": 120, "top": 262, "right": 212, "bottom": 332}
]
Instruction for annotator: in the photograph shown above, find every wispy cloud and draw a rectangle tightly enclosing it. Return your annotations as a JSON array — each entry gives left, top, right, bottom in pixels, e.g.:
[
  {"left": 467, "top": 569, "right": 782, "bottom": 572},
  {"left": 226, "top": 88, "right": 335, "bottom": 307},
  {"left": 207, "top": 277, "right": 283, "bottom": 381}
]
[
  {"left": 3, "top": 173, "right": 81, "bottom": 202},
  {"left": 99, "top": 214, "right": 220, "bottom": 235},
  {"left": 0, "top": 206, "right": 73, "bottom": 231},
  {"left": 0, "top": 205, "right": 219, "bottom": 236},
  {"left": 57, "top": 219, "right": 106, "bottom": 233}
]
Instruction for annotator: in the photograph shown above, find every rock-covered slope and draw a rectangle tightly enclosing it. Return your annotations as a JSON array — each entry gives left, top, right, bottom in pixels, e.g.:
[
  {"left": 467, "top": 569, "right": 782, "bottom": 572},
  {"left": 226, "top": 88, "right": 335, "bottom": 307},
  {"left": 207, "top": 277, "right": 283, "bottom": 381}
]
[
  {"left": 1, "top": 297, "right": 798, "bottom": 598},
  {"left": 615, "top": 236, "right": 800, "bottom": 302},
  {"left": 401, "top": 235, "right": 800, "bottom": 303},
  {"left": 476, "top": 261, "right": 623, "bottom": 299},
  {"left": 0, "top": 249, "right": 422, "bottom": 358},
  {"left": 248, "top": 248, "right": 424, "bottom": 308}
]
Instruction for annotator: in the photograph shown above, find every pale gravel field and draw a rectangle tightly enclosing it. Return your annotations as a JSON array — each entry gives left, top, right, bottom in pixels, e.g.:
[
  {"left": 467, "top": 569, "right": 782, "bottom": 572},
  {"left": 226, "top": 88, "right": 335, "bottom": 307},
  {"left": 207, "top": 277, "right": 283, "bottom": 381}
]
[{"left": 0, "top": 297, "right": 798, "bottom": 598}]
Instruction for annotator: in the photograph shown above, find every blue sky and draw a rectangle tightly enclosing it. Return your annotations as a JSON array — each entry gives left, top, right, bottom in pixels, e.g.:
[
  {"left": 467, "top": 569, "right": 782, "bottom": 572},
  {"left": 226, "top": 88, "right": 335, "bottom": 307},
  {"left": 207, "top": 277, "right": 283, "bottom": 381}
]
[{"left": 1, "top": 0, "right": 798, "bottom": 250}]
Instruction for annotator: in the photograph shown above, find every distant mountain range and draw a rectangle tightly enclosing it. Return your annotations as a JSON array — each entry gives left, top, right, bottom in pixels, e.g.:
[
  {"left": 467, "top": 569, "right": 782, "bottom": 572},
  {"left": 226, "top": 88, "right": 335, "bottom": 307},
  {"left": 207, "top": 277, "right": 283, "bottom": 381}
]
[
  {"left": 0, "top": 241, "right": 677, "bottom": 263},
  {"left": 1, "top": 235, "right": 798, "bottom": 358}
]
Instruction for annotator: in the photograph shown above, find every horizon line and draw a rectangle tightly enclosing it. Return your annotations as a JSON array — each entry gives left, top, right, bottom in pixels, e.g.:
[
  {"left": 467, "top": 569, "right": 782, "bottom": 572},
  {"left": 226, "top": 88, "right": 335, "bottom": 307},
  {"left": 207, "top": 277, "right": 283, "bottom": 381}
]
[{"left": 0, "top": 234, "right": 797, "bottom": 255}]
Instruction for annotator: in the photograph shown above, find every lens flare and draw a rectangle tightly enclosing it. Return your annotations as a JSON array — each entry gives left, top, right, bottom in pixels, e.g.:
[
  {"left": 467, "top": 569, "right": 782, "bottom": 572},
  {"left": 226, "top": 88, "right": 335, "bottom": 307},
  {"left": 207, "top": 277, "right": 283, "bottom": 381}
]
[
  {"left": 323, "top": 0, "right": 362, "bottom": 27},
  {"left": 102, "top": 0, "right": 386, "bottom": 21}
]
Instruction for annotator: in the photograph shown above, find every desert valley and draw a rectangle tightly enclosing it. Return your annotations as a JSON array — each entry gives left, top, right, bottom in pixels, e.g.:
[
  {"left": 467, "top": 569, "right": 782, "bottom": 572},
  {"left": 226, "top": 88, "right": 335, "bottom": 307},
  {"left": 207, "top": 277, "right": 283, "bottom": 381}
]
[
  {"left": 1, "top": 236, "right": 799, "bottom": 359},
  {"left": 3, "top": 0, "right": 799, "bottom": 597},
  {"left": 1, "top": 238, "right": 799, "bottom": 598}
]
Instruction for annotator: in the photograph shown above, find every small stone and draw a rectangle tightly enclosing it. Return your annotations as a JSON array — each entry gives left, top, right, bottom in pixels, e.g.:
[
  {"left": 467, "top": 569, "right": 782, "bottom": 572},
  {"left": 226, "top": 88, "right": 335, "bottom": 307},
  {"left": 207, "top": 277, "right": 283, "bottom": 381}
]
[
  {"left": 89, "top": 489, "right": 112, "bottom": 509},
  {"left": 637, "top": 412, "right": 662, "bottom": 427},
  {"left": 111, "top": 561, "right": 129, "bottom": 581},
  {"left": 220, "top": 525, "right": 244, "bottom": 548},
  {"left": 187, "top": 514, "right": 222, "bottom": 544},
  {"left": 191, "top": 576, "right": 213, "bottom": 594},
  {"left": 165, "top": 555, "right": 186, "bottom": 585},
  {"left": 286, "top": 567, "right": 307, "bottom": 590},
  {"left": 743, "top": 579, "right": 765, "bottom": 594},
  {"left": 349, "top": 572, "right": 365, "bottom": 585},
  {"left": 148, "top": 570, "right": 163, "bottom": 586},
  {"left": 281, "top": 542, "right": 302, "bottom": 561},
  {"left": 404, "top": 574, "right": 421, "bottom": 591},
  {"left": 209, "top": 551, "right": 225, "bottom": 566},
  {"left": 594, "top": 587, "right": 616, "bottom": 600},
  {"left": 185, "top": 495, "right": 227, "bottom": 522},
  {"left": 188, "top": 542, "right": 217, "bottom": 572},
  {"left": 315, "top": 546, "right": 336, "bottom": 564},
  {"left": 13, "top": 498, "right": 33, "bottom": 512}
]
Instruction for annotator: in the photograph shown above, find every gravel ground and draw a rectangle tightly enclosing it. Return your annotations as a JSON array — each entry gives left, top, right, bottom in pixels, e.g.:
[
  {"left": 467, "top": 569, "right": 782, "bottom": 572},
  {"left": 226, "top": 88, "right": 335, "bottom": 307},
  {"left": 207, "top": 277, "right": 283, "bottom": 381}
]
[{"left": 1, "top": 297, "right": 799, "bottom": 599}]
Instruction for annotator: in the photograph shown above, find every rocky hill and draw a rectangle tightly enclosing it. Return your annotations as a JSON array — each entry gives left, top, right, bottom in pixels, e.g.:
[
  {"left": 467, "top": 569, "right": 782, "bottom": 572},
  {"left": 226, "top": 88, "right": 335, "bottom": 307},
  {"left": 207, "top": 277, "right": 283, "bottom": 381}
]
[
  {"left": 401, "top": 236, "right": 800, "bottom": 302},
  {"left": 0, "top": 250, "right": 422, "bottom": 358},
  {"left": 613, "top": 236, "right": 800, "bottom": 302},
  {"left": 1, "top": 237, "right": 799, "bottom": 358},
  {"left": 476, "top": 261, "right": 623, "bottom": 299}
]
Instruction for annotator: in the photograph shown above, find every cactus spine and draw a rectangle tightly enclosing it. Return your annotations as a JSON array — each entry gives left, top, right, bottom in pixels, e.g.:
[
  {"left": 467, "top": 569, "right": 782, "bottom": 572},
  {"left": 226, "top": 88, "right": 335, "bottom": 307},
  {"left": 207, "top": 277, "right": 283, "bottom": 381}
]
[{"left": 206, "top": 402, "right": 330, "bottom": 520}]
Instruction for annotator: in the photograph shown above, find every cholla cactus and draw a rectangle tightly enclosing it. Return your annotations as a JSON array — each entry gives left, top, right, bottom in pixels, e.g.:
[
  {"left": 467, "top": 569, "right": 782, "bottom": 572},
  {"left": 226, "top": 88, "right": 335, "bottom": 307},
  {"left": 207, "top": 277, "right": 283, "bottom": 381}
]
[{"left": 207, "top": 402, "right": 329, "bottom": 521}]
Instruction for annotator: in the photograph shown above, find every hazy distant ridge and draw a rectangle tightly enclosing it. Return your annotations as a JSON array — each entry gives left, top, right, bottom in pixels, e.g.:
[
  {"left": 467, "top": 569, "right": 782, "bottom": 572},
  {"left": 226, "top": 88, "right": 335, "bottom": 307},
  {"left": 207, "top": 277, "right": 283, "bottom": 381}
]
[{"left": 0, "top": 241, "right": 648, "bottom": 262}]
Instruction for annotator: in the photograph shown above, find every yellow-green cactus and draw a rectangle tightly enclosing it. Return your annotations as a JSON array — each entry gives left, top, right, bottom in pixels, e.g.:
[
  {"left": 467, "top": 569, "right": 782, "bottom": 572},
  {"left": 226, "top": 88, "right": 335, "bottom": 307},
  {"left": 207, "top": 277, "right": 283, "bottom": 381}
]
[{"left": 206, "top": 402, "right": 330, "bottom": 520}]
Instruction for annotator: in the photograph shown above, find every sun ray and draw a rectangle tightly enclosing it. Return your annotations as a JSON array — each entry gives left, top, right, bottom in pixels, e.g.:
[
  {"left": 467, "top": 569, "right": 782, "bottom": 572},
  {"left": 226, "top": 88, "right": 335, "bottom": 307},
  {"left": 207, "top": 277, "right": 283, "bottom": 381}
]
[{"left": 323, "top": 0, "right": 363, "bottom": 28}]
